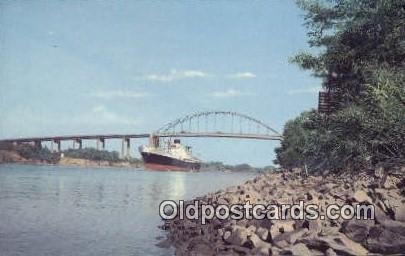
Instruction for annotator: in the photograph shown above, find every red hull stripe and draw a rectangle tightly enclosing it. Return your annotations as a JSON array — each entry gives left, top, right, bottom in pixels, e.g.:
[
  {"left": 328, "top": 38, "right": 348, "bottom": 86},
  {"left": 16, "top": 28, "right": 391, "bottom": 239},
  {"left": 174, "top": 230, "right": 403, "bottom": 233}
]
[{"left": 143, "top": 163, "right": 191, "bottom": 172}]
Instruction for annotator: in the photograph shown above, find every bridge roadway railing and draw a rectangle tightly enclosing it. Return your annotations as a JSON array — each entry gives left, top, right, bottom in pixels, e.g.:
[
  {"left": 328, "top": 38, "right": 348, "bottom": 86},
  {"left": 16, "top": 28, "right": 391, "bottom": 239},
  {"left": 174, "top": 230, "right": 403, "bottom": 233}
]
[{"left": 156, "top": 132, "right": 283, "bottom": 140}]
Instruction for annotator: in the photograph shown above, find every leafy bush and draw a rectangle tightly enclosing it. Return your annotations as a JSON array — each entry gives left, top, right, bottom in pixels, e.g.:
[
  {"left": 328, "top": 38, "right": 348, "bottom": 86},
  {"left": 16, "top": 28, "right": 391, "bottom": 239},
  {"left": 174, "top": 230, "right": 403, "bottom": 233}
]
[
  {"left": 17, "top": 146, "right": 60, "bottom": 163},
  {"left": 63, "top": 148, "right": 120, "bottom": 162},
  {"left": 275, "top": 0, "right": 405, "bottom": 173}
]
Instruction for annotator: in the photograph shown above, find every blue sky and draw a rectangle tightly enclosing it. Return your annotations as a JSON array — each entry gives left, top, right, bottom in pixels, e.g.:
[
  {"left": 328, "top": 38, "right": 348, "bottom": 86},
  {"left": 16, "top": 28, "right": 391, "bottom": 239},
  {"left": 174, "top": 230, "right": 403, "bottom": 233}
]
[{"left": 0, "top": 1, "right": 321, "bottom": 167}]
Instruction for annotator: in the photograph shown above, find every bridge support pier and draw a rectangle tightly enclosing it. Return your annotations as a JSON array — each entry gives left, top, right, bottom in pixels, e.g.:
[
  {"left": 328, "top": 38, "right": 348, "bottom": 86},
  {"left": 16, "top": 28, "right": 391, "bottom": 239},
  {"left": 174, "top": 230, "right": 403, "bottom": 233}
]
[
  {"left": 73, "top": 139, "right": 82, "bottom": 150},
  {"left": 121, "top": 138, "right": 131, "bottom": 159},
  {"left": 96, "top": 138, "right": 105, "bottom": 151},
  {"left": 34, "top": 140, "right": 42, "bottom": 149},
  {"left": 51, "top": 140, "right": 61, "bottom": 152},
  {"left": 126, "top": 138, "right": 131, "bottom": 158}
]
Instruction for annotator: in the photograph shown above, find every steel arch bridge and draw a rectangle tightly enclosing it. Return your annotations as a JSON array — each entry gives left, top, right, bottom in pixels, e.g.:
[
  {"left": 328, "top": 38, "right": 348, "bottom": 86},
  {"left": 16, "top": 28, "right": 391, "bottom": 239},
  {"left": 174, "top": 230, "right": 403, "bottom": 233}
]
[
  {"left": 0, "top": 111, "right": 283, "bottom": 154},
  {"left": 155, "top": 111, "right": 282, "bottom": 141}
]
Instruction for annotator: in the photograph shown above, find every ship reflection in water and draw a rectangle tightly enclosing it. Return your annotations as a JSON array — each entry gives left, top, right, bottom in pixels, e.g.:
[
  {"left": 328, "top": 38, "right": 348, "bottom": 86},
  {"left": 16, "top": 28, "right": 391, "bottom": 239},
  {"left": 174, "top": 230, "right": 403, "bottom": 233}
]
[
  {"left": 167, "top": 172, "right": 186, "bottom": 198},
  {"left": 139, "top": 135, "right": 201, "bottom": 171},
  {"left": 0, "top": 164, "right": 258, "bottom": 256}
]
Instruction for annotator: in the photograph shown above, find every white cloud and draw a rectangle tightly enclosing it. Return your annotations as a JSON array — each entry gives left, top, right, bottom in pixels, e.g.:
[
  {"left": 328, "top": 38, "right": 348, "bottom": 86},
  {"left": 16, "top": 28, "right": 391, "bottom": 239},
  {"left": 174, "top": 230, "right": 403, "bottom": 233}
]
[
  {"left": 229, "top": 72, "right": 256, "bottom": 79},
  {"left": 0, "top": 105, "right": 139, "bottom": 138},
  {"left": 91, "top": 105, "right": 137, "bottom": 125},
  {"left": 146, "top": 70, "right": 209, "bottom": 82},
  {"left": 135, "top": 70, "right": 257, "bottom": 82},
  {"left": 90, "top": 90, "right": 149, "bottom": 99},
  {"left": 287, "top": 86, "right": 321, "bottom": 95},
  {"left": 210, "top": 89, "right": 254, "bottom": 98}
]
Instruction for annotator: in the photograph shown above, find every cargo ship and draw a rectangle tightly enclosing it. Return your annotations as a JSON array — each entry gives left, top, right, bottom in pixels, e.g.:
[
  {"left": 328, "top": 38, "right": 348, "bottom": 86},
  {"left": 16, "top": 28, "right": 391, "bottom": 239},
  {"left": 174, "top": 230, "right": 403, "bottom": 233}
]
[{"left": 139, "top": 135, "right": 201, "bottom": 171}]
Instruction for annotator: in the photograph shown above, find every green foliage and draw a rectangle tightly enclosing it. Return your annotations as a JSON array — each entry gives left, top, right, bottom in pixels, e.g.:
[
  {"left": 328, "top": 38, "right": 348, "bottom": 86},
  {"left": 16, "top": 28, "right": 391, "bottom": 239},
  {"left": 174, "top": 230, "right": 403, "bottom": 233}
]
[
  {"left": 274, "top": 111, "right": 318, "bottom": 169},
  {"left": 201, "top": 161, "right": 273, "bottom": 172},
  {"left": 0, "top": 142, "right": 14, "bottom": 150},
  {"left": 233, "top": 164, "right": 254, "bottom": 172},
  {"left": 276, "top": 0, "right": 405, "bottom": 172},
  {"left": 127, "top": 157, "right": 143, "bottom": 164},
  {"left": 63, "top": 148, "right": 120, "bottom": 162},
  {"left": 358, "top": 67, "right": 405, "bottom": 166},
  {"left": 293, "top": 0, "right": 405, "bottom": 106},
  {"left": 17, "top": 146, "right": 60, "bottom": 163}
]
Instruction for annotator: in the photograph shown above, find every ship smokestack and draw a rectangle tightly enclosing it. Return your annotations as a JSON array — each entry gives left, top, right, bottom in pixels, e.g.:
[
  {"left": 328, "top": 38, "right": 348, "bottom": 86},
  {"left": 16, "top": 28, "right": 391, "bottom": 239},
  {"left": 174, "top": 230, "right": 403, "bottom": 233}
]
[{"left": 149, "top": 134, "right": 160, "bottom": 148}]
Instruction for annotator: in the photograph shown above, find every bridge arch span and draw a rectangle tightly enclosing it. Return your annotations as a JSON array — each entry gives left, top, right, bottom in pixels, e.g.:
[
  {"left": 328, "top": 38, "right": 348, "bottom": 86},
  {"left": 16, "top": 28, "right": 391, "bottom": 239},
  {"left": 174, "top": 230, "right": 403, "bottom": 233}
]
[{"left": 156, "top": 111, "right": 282, "bottom": 139}]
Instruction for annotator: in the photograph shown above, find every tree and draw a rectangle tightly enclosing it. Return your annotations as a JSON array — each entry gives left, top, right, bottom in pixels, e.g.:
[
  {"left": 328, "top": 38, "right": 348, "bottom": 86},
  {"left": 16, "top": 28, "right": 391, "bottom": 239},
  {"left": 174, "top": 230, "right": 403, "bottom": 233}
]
[
  {"left": 293, "top": 0, "right": 405, "bottom": 107},
  {"left": 275, "top": 0, "right": 405, "bottom": 172},
  {"left": 63, "top": 148, "right": 121, "bottom": 162},
  {"left": 274, "top": 111, "right": 317, "bottom": 169}
]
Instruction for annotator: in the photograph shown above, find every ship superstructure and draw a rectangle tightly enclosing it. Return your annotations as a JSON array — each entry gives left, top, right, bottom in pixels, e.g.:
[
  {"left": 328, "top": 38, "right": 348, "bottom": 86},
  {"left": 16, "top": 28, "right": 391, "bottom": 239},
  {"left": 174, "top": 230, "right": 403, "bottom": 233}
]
[{"left": 139, "top": 135, "right": 201, "bottom": 171}]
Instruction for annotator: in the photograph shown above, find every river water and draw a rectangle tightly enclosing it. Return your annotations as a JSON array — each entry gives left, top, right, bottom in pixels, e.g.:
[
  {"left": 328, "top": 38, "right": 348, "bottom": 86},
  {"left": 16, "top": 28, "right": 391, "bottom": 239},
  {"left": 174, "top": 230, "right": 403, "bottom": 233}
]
[{"left": 0, "top": 164, "right": 258, "bottom": 256}]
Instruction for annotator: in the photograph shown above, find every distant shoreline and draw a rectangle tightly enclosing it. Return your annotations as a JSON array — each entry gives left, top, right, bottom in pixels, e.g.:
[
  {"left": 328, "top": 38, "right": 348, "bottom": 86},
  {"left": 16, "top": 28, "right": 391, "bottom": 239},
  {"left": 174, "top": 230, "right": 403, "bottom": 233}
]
[
  {"left": 0, "top": 160, "right": 268, "bottom": 173},
  {"left": 0, "top": 145, "right": 274, "bottom": 172},
  {"left": 0, "top": 150, "right": 269, "bottom": 173},
  {"left": 0, "top": 155, "right": 142, "bottom": 170}
]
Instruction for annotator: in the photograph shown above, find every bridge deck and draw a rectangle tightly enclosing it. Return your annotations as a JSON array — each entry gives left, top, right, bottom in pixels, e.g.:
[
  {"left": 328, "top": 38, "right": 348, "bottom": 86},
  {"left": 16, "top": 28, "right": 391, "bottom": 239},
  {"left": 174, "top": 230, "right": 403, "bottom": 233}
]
[
  {"left": 0, "top": 134, "right": 150, "bottom": 143},
  {"left": 0, "top": 132, "right": 282, "bottom": 143}
]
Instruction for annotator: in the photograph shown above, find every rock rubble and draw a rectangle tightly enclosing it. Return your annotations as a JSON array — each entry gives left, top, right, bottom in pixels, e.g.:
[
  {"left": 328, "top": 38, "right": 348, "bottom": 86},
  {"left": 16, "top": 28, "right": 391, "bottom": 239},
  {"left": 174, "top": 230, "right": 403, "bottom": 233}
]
[{"left": 159, "top": 169, "right": 405, "bottom": 255}]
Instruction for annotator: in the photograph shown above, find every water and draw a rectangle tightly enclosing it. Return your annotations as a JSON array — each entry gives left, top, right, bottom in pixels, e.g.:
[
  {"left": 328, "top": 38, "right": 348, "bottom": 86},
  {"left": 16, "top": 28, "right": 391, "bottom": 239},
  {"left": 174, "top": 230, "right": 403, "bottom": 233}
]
[{"left": 0, "top": 164, "right": 258, "bottom": 256}]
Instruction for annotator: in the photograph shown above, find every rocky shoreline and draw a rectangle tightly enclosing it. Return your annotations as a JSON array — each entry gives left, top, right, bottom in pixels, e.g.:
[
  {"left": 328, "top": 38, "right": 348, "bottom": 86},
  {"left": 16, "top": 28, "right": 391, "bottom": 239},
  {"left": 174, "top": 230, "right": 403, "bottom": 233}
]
[{"left": 159, "top": 168, "right": 405, "bottom": 255}]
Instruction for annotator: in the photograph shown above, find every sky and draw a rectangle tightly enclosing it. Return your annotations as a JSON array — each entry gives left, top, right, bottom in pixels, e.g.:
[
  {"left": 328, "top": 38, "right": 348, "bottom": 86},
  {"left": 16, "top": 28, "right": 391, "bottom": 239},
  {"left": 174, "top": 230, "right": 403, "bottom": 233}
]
[{"left": 0, "top": 0, "right": 321, "bottom": 167}]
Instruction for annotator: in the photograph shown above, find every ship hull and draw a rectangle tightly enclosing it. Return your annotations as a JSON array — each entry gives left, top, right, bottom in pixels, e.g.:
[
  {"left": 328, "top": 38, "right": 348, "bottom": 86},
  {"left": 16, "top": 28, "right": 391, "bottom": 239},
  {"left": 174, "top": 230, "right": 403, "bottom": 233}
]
[{"left": 141, "top": 152, "right": 201, "bottom": 171}]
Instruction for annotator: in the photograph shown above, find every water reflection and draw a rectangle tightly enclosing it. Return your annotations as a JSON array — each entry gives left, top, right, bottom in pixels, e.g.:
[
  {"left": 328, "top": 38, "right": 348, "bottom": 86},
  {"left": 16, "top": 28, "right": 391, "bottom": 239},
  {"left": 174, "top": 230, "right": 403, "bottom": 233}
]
[
  {"left": 0, "top": 164, "right": 258, "bottom": 256},
  {"left": 167, "top": 172, "right": 187, "bottom": 199},
  {"left": 149, "top": 182, "right": 163, "bottom": 203}
]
